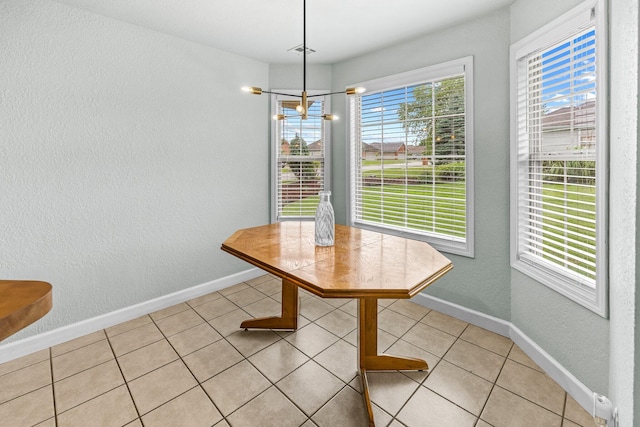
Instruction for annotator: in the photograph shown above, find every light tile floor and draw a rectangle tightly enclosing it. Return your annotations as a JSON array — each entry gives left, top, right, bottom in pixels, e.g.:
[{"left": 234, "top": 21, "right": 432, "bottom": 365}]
[{"left": 0, "top": 274, "right": 599, "bottom": 427}]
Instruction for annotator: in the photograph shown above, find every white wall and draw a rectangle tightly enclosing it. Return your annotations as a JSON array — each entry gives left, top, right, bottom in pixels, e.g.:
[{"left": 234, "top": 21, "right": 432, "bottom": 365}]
[
  {"left": 608, "top": 0, "right": 639, "bottom": 423},
  {"left": 0, "top": 0, "right": 270, "bottom": 342},
  {"left": 331, "top": 9, "right": 513, "bottom": 321}
]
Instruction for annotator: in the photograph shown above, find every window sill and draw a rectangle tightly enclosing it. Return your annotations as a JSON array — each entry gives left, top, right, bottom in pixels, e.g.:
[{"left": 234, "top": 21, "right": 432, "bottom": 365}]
[{"left": 351, "top": 221, "right": 474, "bottom": 258}]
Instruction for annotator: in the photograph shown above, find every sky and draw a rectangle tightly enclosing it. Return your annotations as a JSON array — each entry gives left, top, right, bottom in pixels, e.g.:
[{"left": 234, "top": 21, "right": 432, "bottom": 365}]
[{"left": 540, "top": 27, "right": 596, "bottom": 113}]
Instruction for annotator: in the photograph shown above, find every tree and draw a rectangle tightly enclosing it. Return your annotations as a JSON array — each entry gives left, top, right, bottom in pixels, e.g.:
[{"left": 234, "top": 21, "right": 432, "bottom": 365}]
[
  {"left": 287, "top": 134, "right": 316, "bottom": 182},
  {"left": 397, "top": 76, "right": 466, "bottom": 163}
]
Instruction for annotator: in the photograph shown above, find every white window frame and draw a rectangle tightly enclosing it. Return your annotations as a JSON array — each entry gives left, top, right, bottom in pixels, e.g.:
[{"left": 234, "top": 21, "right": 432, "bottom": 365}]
[
  {"left": 510, "top": 0, "right": 608, "bottom": 317},
  {"left": 271, "top": 90, "right": 331, "bottom": 223},
  {"left": 347, "top": 57, "right": 475, "bottom": 257}
]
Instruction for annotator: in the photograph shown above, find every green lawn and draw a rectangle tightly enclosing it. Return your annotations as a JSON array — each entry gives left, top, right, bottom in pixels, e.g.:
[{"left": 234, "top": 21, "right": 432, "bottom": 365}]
[
  {"left": 359, "top": 183, "right": 466, "bottom": 238},
  {"left": 539, "top": 183, "right": 596, "bottom": 279},
  {"left": 361, "top": 159, "right": 408, "bottom": 166},
  {"left": 282, "top": 182, "right": 467, "bottom": 238},
  {"left": 282, "top": 195, "right": 320, "bottom": 217},
  {"left": 362, "top": 168, "right": 426, "bottom": 179},
  {"left": 281, "top": 179, "right": 596, "bottom": 278}
]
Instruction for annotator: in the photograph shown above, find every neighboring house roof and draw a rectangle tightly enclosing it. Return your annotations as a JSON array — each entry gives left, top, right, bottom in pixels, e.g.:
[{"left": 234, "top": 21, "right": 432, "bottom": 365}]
[
  {"left": 307, "top": 139, "right": 323, "bottom": 151},
  {"left": 368, "top": 142, "right": 404, "bottom": 153},
  {"left": 542, "top": 100, "right": 595, "bottom": 130},
  {"left": 405, "top": 145, "right": 424, "bottom": 155},
  {"left": 367, "top": 142, "right": 423, "bottom": 154},
  {"left": 362, "top": 142, "right": 379, "bottom": 153},
  {"left": 281, "top": 140, "right": 290, "bottom": 155}
]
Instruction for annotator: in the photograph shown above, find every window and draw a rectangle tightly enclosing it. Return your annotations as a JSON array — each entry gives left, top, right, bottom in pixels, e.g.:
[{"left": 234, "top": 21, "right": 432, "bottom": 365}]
[
  {"left": 271, "top": 92, "right": 330, "bottom": 221},
  {"left": 348, "top": 57, "right": 474, "bottom": 256},
  {"left": 510, "top": 0, "right": 608, "bottom": 316}
]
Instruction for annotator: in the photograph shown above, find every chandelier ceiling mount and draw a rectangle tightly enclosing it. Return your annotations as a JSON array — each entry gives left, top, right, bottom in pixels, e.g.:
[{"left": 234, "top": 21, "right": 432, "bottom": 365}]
[{"left": 241, "top": 0, "right": 365, "bottom": 121}]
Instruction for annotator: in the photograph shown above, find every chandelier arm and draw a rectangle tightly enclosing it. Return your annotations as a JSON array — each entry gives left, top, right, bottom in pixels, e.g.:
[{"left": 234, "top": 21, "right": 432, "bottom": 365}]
[
  {"left": 307, "top": 91, "right": 349, "bottom": 98},
  {"left": 276, "top": 113, "right": 335, "bottom": 119},
  {"left": 262, "top": 90, "right": 303, "bottom": 97}
]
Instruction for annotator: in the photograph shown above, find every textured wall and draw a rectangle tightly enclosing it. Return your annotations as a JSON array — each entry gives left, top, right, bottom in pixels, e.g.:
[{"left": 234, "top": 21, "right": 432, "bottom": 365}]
[
  {"left": 608, "top": 0, "right": 640, "bottom": 423},
  {"left": 331, "top": 9, "right": 512, "bottom": 320},
  {"left": 508, "top": 0, "right": 610, "bottom": 395},
  {"left": 0, "top": 0, "right": 270, "bottom": 342}
]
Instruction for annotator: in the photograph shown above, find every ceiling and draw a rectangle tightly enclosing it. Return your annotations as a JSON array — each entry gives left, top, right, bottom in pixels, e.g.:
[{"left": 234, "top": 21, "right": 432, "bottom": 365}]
[{"left": 54, "top": 0, "right": 515, "bottom": 64}]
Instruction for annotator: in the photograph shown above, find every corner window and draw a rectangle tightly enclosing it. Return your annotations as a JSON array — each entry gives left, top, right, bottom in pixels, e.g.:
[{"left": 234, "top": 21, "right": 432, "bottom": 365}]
[
  {"left": 348, "top": 57, "right": 474, "bottom": 257},
  {"left": 271, "top": 92, "right": 331, "bottom": 221},
  {"left": 510, "top": 0, "right": 608, "bottom": 316}
]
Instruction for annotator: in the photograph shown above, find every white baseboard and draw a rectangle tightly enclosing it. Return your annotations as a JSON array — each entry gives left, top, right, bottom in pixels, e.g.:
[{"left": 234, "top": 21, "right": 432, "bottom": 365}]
[
  {"left": 0, "top": 268, "right": 264, "bottom": 364},
  {"left": 412, "top": 293, "right": 596, "bottom": 418},
  {"left": 509, "top": 324, "right": 594, "bottom": 414},
  {"left": 412, "top": 293, "right": 512, "bottom": 336}
]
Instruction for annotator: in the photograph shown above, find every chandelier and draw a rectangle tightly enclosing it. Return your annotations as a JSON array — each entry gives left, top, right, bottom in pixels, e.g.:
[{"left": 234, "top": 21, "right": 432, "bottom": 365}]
[{"left": 241, "top": 0, "right": 365, "bottom": 121}]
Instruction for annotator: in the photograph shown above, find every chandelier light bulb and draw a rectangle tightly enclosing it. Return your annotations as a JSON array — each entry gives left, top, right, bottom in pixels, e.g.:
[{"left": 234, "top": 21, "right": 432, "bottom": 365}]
[
  {"left": 241, "top": 86, "right": 263, "bottom": 95},
  {"left": 346, "top": 87, "right": 366, "bottom": 95}
]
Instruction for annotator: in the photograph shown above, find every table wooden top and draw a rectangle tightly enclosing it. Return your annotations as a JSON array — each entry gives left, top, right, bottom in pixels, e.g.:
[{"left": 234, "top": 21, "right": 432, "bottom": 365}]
[
  {"left": 222, "top": 222, "right": 453, "bottom": 299},
  {"left": 0, "top": 280, "right": 53, "bottom": 341}
]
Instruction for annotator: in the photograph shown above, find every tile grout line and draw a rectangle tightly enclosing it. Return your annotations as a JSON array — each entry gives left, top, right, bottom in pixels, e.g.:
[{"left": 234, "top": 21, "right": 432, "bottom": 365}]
[
  {"left": 219, "top": 280, "right": 362, "bottom": 425},
  {"left": 265, "top": 292, "right": 448, "bottom": 424},
  {"left": 148, "top": 298, "right": 234, "bottom": 424},
  {"left": 376, "top": 305, "right": 413, "bottom": 354},
  {"left": 491, "top": 383, "right": 568, "bottom": 420},
  {"left": 47, "top": 358, "right": 130, "bottom": 418},
  {"left": 220, "top": 296, "right": 312, "bottom": 423},
  {"left": 49, "top": 337, "right": 125, "bottom": 381},
  {"left": 474, "top": 416, "right": 495, "bottom": 427},
  {"left": 437, "top": 328, "right": 506, "bottom": 424},
  {"left": 104, "top": 316, "right": 154, "bottom": 340},
  {"left": 497, "top": 346, "right": 571, "bottom": 420},
  {"left": 378, "top": 306, "right": 442, "bottom": 390},
  {"left": 389, "top": 322, "right": 476, "bottom": 423},
  {"left": 562, "top": 392, "right": 569, "bottom": 424},
  {"left": 0, "top": 358, "right": 54, "bottom": 407},
  {"left": 204, "top": 335, "right": 297, "bottom": 423},
  {"left": 270, "top": 366, "right": 346, "bottom": 423},
  {"left": 327, "top": 303, "right": 431, "bottom": 424},
  {"left": 48, "top": 334, "right": 148, "bottom": 423},
  {"left": 0, "top": 354, "right": 47, "bottom": 379},
  {"left": 3, "top": 337, "right": 121, "bottom": 418},
  {"left": 104, "top": 326, "right": 143, "bottom": 425},
  {"left": 473, "top": 340, "right": 514, "bottom": 425},
  {"left": 160, "top": 283, "right": 324, "bottom": 425},
  {"left": 48, "top": 347, "right": 59, "bottom": 426}
]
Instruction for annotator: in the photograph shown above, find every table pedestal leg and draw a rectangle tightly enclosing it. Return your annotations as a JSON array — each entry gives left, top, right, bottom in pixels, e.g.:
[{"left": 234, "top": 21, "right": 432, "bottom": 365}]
[
  {"left": 240, "top": 278, "right": 298, "bottom": 330},
  {"left": 358, "top": 297, "right": 428, "bottom": 427}
]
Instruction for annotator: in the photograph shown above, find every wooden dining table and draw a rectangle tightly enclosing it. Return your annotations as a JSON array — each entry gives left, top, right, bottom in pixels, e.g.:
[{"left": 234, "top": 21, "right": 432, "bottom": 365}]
[
  {"left": 0, "top": 280, "right": 53, "bottom": 342},
  {"left": 221, "top": 221, "right": 453, "bottom": 426}
]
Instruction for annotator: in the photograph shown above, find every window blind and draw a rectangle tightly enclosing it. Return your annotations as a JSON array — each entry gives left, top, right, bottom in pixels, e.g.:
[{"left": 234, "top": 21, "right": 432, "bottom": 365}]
[
  {"left": 516, "top": 24, "right": 598, "bottom": 285},
  {"left": 274, "top": 96, "right": 327, "bottom": 220},
  {"left": 351, "top": 71, "right": 468, "bottom": 245}
]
